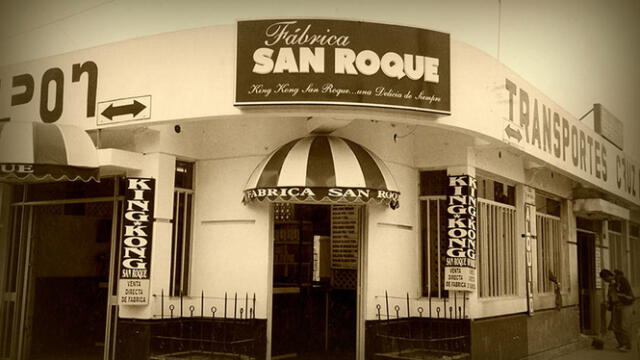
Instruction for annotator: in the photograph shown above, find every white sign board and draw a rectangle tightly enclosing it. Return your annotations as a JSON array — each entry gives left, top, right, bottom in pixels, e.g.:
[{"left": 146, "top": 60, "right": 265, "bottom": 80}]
[{"left": 97, "top": 95, "right": 151, "bottom": 125}]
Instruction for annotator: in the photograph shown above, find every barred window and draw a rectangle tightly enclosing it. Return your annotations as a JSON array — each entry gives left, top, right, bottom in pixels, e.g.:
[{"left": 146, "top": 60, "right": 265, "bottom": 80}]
[
  {"left": 477, "top": 199, "right": 517, "bottom": 298},
  {"left": 170, "top": 161, "right": 194, "bottom": 296},
  {"left": 420, "top": 196, "right": 448, "bottom": 298},
  {"left": 608, "top": 220, "right": 627, "bottom": 276},
  {"left": 535, "top": 195, "right": 562, "bottom": 294},
  {"left": 630, "top": 223, "right": 640, "bottom": 287},
  {"left": 420, "top": 170, "right": 448, "bottom": 298}
]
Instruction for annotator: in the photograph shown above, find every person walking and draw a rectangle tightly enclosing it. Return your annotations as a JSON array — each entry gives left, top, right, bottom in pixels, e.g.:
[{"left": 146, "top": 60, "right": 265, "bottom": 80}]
[{"left": 600, "top": 268, "right": 635, "bottom": 352}]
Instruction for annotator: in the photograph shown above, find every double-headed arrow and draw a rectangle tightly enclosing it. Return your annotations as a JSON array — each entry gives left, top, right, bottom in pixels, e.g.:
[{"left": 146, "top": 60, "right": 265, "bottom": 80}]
[
  {"left": 504, "top": 123, "right": 523, "bottom": 142},
  {"left": 101, "top": 100, "right": 146, "bottom": 120}
]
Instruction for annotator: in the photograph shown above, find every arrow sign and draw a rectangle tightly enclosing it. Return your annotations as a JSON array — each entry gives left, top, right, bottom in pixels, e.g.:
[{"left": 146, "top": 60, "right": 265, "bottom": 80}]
[
  {"left": 101, "top": 100, "right": 146, "bottom": 120},
  {"left": 504, "top": 123, "right": 523, "bottom": 142},
  {"left": 97, "top": 96, "right": 151, "bottom": 125}
]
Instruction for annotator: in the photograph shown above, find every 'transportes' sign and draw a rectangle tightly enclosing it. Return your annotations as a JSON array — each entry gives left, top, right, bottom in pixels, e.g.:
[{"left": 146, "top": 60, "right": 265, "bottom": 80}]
[
  {"left": 235, "top": 19, "right": 450, "bottom": 114},
  {"left": 119, "top": 177, "right": 155, "bottom": 306},
  {"left": 444, "top": 175, "right": 477, "bottom": 292}
]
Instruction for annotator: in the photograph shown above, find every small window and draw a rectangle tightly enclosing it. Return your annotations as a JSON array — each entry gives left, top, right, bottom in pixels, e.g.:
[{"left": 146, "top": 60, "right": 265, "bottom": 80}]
[
  {"left": 174, "top": 161, "right": 194, "bottom": 189},
  {"left": 576, "top": 217, "right": 597, "bottom": 232},
  {"left": 608, "top": 220, "right": 622, "bottom": 233},
  {"left": 477, "top": 176, "right": 515, "bottom": 206},
  {"left": 420, "top": 170, "right": 448, "bottom": 196},
  {"left": 536, "top": 194, "right": 561, "bottom": 217}
]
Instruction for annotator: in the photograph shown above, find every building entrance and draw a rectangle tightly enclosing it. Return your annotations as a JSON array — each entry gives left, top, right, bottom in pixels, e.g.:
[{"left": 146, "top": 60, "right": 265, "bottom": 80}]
[
  {"left": 0, "top": 179, "right": 122, "bottom": 360},
  {"left": 27, "top": 202, "right": 113, "bottom": 360},
  {"left": 577, "top": 228, "right": 597, "bottom": 334},
  {"left": 271, "top": 204, "right": 361, "bottom": 360}
]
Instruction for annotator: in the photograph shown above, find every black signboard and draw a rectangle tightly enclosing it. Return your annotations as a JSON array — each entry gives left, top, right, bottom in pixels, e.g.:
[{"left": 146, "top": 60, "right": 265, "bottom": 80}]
[
  {"left": 119, "top": 177, "right": 155, "bottom": 305},
  {"left": 235, "top": 19, "right": 450, "bottom": 114},
  {"left": 444, "top": 175, "right": 477, "bottom": 292}
]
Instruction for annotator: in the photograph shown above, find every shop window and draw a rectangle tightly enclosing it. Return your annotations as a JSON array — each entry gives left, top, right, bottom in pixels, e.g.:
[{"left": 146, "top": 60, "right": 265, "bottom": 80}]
[
  {"left": 630, "top": 223, "right": 640, "bottom": 287},
  {"left": 477, "top": 199, "right": 518, "bottom": 298},
  {"left": 170, "top": 161, "right": 194, "bottom": 297},
  {"left": 535, "top": 194, "right": 563, "bottom": 294},
  {"left": 420, "top": 170, "right": 448, "bottom": 297},
  {"left": 608, "top": 220, "right": 627, "bottom": 276}
]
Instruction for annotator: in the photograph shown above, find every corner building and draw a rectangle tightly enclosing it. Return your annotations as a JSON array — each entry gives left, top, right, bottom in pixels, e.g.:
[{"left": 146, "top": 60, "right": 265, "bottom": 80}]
[{"left": 0, "top": 19, "right": 639, "bottom": 360}]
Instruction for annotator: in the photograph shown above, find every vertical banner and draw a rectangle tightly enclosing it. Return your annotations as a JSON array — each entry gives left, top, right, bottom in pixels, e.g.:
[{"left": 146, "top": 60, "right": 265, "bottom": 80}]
[
  {"left": 119, "top": 177, "right": 155, "bottom": 305},
  {"left": 523, "top": 186, "right": 536, "bottom": 314},
  {"left": 444, "top": 175, "right": 477, "bottom": 292}
]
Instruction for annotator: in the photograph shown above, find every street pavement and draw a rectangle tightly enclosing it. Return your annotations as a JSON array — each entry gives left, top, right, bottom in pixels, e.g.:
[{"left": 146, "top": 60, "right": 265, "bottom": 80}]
[{"left": 553, "top": 332, "right": 638, "bottom": 360}]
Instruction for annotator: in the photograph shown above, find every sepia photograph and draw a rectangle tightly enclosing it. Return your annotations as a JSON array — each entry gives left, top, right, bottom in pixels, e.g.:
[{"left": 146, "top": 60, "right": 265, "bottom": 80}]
[{"left": 0, "top": 1, "right": 639, "bottom": 359}]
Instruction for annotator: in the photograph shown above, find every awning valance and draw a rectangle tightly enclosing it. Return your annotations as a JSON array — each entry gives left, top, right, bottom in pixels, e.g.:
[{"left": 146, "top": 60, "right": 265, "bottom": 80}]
[
  {"left": 0, "top": 122, "right": 99, "bottom": 183},
  {"left": 243, "top": 135, "right": 400, "bottom": 208}
]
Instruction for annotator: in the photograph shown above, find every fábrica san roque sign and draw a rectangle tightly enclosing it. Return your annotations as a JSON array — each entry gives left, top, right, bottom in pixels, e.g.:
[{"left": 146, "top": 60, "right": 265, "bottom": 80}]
[{"left": 235, "top": 19, "right": 450, "bottom": 113}]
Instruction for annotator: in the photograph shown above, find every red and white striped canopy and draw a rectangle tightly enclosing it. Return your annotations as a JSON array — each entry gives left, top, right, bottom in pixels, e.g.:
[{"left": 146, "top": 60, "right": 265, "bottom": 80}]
[
  {"left": 244, "top": 135, "right": 400, "bottom": 208},
  {"left": 0, "top": 122, "right": 99, "bottom": 183}
]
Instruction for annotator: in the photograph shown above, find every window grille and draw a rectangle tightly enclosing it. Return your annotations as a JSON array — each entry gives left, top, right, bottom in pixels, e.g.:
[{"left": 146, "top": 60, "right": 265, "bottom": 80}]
[
  {"left": 535, "top": 213, "right": 562, "bottom": 293},
  {"left": 608, "top": 221, "right": 627, "bottom": 276},
  {"left": 420, "top": 196, "right": 448, "bottom": 298},
  {"left": 170, "top": 161, "right": 194, "bottom": 297},
  {"left": 477, "top": 199, "right": 518, "bottom": 298},
  {"left": 630, "top": 223, "right": 640, "bottom": 287}
]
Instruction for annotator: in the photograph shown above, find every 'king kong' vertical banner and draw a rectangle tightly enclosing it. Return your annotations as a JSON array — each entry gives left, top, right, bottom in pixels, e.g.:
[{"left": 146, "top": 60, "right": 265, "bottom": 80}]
[
  {"left": 119, "top": 177, "right": 155, "bottom": 305},
  {"left": 444, "top": 175, "right": 477, "bottom": 292}
]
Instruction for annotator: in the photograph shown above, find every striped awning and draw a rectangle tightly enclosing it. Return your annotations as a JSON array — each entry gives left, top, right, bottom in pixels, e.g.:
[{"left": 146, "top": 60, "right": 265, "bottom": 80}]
[
  {"left": 244, "top": 135, "right": 400, "bottom": 208},
  {"left": 0, "top": 122, "right": 99, "bottom": 183}
]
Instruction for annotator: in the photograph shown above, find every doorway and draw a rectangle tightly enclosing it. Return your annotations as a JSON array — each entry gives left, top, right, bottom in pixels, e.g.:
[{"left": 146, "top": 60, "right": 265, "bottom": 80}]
[
  {"left": 0, "top": 179, "right": 122, "bottom": 360},
  {"left": 271, "top": 203, "right": 362, "bottom": 360},
  {"left": 27, "top": 202, "right": 114, "bottom": 359},
  {"left": 577, "top": 228, "right": 596, "bottom": 334}
]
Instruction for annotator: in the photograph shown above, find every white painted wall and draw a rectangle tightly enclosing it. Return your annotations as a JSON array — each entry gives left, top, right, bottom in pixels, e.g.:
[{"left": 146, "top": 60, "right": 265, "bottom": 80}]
[
  {"left": 111, "top": 113, "right": 582, "bottom": 323},
  {"left": 365, "top": 163, "right": 420, "bottom": 319},
  {"left": 184, "top": 117, "right": 309, "bottom": 319},
  {"left": 190, "top": 156, "right": 272, "bottom": 318}
]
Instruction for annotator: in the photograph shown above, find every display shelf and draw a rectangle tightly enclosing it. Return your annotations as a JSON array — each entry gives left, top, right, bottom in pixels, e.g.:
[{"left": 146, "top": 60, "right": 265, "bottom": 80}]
[{"left": 273, "top": 220, "right": 314, "bottom": 285}]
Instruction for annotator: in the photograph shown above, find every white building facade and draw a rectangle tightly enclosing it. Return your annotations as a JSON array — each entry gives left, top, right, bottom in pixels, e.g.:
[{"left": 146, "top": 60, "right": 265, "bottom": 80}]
[{"left": 0, "top": 20, "right": 639, "bottom": 360}]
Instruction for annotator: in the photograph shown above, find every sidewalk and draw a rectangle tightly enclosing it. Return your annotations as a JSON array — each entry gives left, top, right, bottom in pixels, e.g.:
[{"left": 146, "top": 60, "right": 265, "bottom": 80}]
[{"left": 552, "top": 332, "right": 638, "bottom": 360}]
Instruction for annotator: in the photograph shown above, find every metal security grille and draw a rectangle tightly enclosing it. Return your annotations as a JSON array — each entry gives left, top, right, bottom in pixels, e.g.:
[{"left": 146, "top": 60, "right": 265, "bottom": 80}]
[
  {"left": 609, "top": 226, "right": 627, "bottom": 275},
  {"left": 536, "top": 213, "right": 562, "bottom": 293},
  {"left": 371, "top": 291, "right": 470, "bottom": 359},
  {"left": 151, "top": 290, "right": 259, "bottom": 360},
  {"left": 477, "top": 199, "right": 517, "bottom": 298},
  {"left": 630, "top": 224, "right": 640, "bottom": 287},
  {"left": 170, "top": 189, "right": 194, "bottom": 297},
  {"left": 420, "top": 196, "right": 447, "bottom": 298}
]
